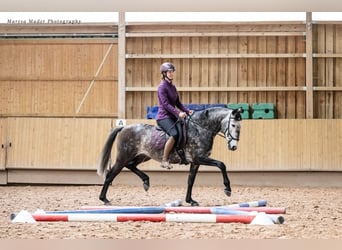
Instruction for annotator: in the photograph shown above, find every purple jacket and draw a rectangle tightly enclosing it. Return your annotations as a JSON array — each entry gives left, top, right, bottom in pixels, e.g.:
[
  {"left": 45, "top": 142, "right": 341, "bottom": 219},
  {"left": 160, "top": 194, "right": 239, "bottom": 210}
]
[{"left": 156, "top": 79, "right": 190, "bottom": 121}]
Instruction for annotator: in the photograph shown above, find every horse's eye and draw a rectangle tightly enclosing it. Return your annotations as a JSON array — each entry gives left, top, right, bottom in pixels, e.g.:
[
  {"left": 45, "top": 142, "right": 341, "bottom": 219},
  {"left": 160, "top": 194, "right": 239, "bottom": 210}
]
[{"left": 231, "top": 124, "right": 236, "bottom": 128}]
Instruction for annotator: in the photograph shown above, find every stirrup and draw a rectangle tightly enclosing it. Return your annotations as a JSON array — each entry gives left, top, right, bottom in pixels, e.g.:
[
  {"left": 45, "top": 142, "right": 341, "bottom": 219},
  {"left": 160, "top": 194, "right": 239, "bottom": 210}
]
[{"left": 160, "top": 160, "right": 173, "bottom": 170}]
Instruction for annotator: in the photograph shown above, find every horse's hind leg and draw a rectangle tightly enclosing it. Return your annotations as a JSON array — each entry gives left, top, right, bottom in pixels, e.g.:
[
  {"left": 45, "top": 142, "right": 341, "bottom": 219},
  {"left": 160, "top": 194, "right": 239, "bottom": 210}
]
[
  {"left": 99, "top": 163, "right": 124, "bottom": 205},
  {"left": 126, "top": 160, "right": 150, "bottom": 191}
]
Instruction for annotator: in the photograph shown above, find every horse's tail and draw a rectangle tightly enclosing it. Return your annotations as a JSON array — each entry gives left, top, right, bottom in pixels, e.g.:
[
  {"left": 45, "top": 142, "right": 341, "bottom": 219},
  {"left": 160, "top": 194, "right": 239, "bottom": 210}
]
[{"left": 97, "top": 126, "right": 125, "bottom": 177}]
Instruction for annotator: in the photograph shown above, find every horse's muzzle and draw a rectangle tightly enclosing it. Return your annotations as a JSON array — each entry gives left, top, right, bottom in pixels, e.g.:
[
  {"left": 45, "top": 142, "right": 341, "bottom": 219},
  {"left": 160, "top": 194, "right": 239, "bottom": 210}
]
[{"left": 229, "top": 145, "right": 237, "bottom": 151}]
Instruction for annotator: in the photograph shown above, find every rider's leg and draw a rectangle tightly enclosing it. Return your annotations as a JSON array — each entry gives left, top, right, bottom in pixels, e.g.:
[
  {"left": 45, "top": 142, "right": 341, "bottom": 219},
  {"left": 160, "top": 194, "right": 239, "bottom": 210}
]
[
  {"left": 161, "top": 136, "right": 175, "bottom": 169},
  {"left": 157, "top": 118, "right": 178, "bottom": 169}
]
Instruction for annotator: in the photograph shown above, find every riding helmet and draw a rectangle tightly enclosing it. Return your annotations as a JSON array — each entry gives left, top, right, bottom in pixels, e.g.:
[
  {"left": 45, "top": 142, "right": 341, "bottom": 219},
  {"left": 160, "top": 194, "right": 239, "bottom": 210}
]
[{"left": 160, "top": 62, "right": 176, "bottom": 73}]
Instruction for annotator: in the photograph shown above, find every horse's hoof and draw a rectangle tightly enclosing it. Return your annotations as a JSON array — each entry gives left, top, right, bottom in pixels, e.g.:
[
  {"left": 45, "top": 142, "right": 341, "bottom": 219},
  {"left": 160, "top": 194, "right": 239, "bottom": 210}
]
[
  {"left": 224, "top": 189, "right": 232, "bottom": 197},
  {"left": 190, "top": 200, "right": 199, "bottom": 206},
  {"left": 143, "top": 183, "right": 150, "bottom": 192},
  {"left": 100, "top": 197, "right": 111, "bottom": 205}
]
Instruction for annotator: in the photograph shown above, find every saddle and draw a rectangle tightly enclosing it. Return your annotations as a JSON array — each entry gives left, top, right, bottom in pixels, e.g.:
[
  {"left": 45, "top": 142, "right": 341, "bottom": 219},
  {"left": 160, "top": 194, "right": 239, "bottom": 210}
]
[{"left": 154, "top": 119, "right": 189, "bottom": 165}]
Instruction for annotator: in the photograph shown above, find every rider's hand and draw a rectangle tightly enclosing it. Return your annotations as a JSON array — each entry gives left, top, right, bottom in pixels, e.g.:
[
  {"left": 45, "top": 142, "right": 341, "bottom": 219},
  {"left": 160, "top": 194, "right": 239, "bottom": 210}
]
[
  {"left": 189, "top": 110, "right": 194, "bottom": 115},
  {"left": 179, "top": 112, "right": 187, "bottom": 119}
]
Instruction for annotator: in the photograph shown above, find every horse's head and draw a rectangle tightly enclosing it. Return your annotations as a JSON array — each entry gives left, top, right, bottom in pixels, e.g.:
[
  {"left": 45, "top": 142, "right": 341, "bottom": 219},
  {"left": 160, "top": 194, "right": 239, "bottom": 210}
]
[{"left": 222, "top": 108, "right": 243, "bottom": 151}]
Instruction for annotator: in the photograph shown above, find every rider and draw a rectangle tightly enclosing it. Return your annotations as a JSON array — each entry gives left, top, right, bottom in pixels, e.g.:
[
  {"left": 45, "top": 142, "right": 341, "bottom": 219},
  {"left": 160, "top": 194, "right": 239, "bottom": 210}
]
[{"left": 156, "top": 62, "right": 193, "bottom": 169}]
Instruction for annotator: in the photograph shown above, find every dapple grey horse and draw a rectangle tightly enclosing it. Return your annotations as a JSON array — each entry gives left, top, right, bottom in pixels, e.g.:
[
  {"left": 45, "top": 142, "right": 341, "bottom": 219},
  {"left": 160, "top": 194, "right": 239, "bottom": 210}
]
[{"left": 97, "top": 107, "right": 243, "bottom": 206}]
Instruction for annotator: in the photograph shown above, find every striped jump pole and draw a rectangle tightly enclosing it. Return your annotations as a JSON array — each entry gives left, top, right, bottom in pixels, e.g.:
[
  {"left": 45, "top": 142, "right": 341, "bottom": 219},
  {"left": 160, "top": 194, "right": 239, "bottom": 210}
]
[
  {"left": 75, "top": 206, "right": 285, "bottom": 215},
  {"left": 226, "top": 199, "right": 267, "bottom": 207},
  {"left": 43, "top": 207, "right": 165, "bottom": 214},
  {"left": 165, "top": 207, "right": 283, "bottom": 224},
  {"left": 37, "top": 206, "right": 284, "bottom": 224},
  {"left": 80, "top": 199, "right": 267, "bottom": 210},
  {"left": 164, "top": 206, "right": 286, "bottom": 215},
  {"left": 29, "top": 213, "right": 256, "bottom": 224}
]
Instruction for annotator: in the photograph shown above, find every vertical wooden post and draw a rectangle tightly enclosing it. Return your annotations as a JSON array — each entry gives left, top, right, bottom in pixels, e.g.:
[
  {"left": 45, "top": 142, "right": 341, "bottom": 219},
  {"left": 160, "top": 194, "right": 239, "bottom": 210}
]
[
  {"left": 305, "top": 12, "right": 314, "bottom": 118},
  {"left": 118, "top": 12, "right": 126, "bottom": 118}
]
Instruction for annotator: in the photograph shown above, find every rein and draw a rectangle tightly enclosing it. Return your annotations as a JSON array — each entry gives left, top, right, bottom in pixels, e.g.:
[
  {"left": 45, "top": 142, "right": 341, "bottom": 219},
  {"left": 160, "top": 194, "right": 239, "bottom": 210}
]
[{"left": 188, "top": 113, "right": 239, "bottom": 141}]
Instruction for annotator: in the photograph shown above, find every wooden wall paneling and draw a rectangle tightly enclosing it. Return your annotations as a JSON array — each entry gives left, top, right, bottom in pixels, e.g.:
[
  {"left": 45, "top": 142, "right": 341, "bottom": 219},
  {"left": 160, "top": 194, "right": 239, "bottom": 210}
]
[
  {"left": 208, "top": 37, "right": 219, "bottom": 104},
  {"left": 247, "top": 36, "right": 257, "bottom": 104},
  {"left": 171, "top": 37, "right": 186, "bottom": 104},
  {"left": 134, "top": 38, "right": 143, "bottom": 118},
  {"left": 0, "top": 81, "right": 8, "bottom": 114},
  {"left": 0, "top": 119, "right": 7, "bottom": 170},
  {"left": 190, "top": 37, "right": 200, "bottom": 104},
  {"left": 335, "top": 25, "right": 342, "bottom": 118},
  {"left": 315, "top": 24, "right": 326, "bottom": 118},
  {"left": 228, "top": 37, "right": 238, "bottom": 104},
  {"left": 321, "top": 119, "right": 341, "bottom": 171},
  {"left": 325, "top": 24, "right": 334, "bottom": 118},
  {"left": 237, "top": 37, "right": 248, "bottom": 103},
  {"left": 0, "top": 39, "right": 118, "bottom": 117},
  {"left": 1, "top": 21, "right": 341, "bottom": 120},
  {"left": 0, "top": 40, "right": 116, "bottom": 80},
  {"left": 151, "top": 37, "right": 163, "bottom": 109},
  {"left": 256, "top": 37, "right": 267, "bottom": 103},
  {"left": 142, "top": 37, "right": 153, "bottom": 119},
  {"left": 286, "top": 119, "right": 308, "bottom": 170},
  {"left": 125, "top": 92, "right": 134, "bottom": 119},
  {"left": 218, "top": 37, "right": 228, "bottom": 104},
  {"left": 305, "top": 13, "right": 314, "bottom": 118},
  {"left": 200, "top": 37, "right": 209, "bottom": 103},
  {"left": 213, "top": 119, "right": 315, "bottom": 171},
  {"left": 254, "top": 119, "right": 267, "bottom": 169},
  {"left": 286, "top": 36, "right": 297, "bottom": 118},
  {"left": 85, "top": 79, "right": 118, "bottom": 116},
  {"left": 295, "top": 36, "right": 306, "bottom": 118},
  {"left": 125, "top": 39, "right": 135, "bottom": 119},
  {"left": 5, "top": 118, "right": 341, "bottom": 173},
  {"left": 306, "top": 119, "right": 342, "bottom": 170},
  {"left": 6, "top": 118, "right": 113, "bottom": 170},
  {"left": 179, "top": 37, "right": 190, "bottom": 104},
  {"left": 266, "top": 37, "right": 278, "bottom": 114},
  {"left": 276, "top": 37, "right": 286, "bottom": 118},
  {"left": 312, "top": 28, "right": 319, "bottom": 118},
  {"left": 118, "top": 13, "right": 126, "bottom": 119}
]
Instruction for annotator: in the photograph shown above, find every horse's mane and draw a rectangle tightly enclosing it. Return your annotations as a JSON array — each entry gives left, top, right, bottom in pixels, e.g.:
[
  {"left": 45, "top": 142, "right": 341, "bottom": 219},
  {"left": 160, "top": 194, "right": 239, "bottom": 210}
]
[
  {"left": 188, "top": 107, "right": 231, "bottom": 134},
  {"left": 191, "top": 107, "right": 230, "bottom": 122}
]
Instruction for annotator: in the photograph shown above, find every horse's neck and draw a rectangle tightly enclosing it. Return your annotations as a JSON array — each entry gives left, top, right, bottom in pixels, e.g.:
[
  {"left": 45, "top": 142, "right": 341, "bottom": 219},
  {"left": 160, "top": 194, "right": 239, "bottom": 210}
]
[{"left": 191, "top": 109, "right": 229, "bottom": 135}]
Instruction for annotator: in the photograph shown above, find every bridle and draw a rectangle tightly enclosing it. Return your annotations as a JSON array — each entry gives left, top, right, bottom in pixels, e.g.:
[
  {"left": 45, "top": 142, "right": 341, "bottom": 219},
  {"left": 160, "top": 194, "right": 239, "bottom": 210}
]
[{"left": 223, "top": 115, "right": 240, "bottom": 145}]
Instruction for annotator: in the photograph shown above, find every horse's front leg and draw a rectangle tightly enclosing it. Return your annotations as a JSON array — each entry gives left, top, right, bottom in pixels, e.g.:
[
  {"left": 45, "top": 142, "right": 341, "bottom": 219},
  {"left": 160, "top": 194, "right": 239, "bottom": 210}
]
[
  {"left": 186, "top": 163, "right": 200, "bottom": 206},
  {"left": 195, "top": 157, "right": 232, "bottom": 197}
]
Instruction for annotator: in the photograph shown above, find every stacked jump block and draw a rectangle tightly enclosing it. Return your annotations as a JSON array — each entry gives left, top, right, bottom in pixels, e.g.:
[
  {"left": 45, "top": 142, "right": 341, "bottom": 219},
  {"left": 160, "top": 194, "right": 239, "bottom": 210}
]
[{"left": 252, "top": 103, "right": 275, "bottom": 119}]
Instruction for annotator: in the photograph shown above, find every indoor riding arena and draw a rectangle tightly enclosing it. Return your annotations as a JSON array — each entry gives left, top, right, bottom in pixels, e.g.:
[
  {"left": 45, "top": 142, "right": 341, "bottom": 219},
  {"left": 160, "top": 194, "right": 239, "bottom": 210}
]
[{"left": 0, "top": 12, "right": 341, "bottom": 239}]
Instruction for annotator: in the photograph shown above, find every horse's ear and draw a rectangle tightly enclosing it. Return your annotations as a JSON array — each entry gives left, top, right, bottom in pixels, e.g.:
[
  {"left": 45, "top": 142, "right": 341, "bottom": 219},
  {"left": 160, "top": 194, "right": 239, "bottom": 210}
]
[
  {"left": 232, "top": 108, "right": 243, "bottom": 120},
  {"left": 202, "top": 109, "right": 209, "bottom": 118},
  {"left": 232, "top": 107, "right": 244, "bottom": 115}
]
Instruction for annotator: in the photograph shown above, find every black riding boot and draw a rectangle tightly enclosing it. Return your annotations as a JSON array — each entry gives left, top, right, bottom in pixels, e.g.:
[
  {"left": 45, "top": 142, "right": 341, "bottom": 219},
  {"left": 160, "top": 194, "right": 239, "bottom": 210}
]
[{"left": 176, "top": 148, "right": 189, "bottom": 165}]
